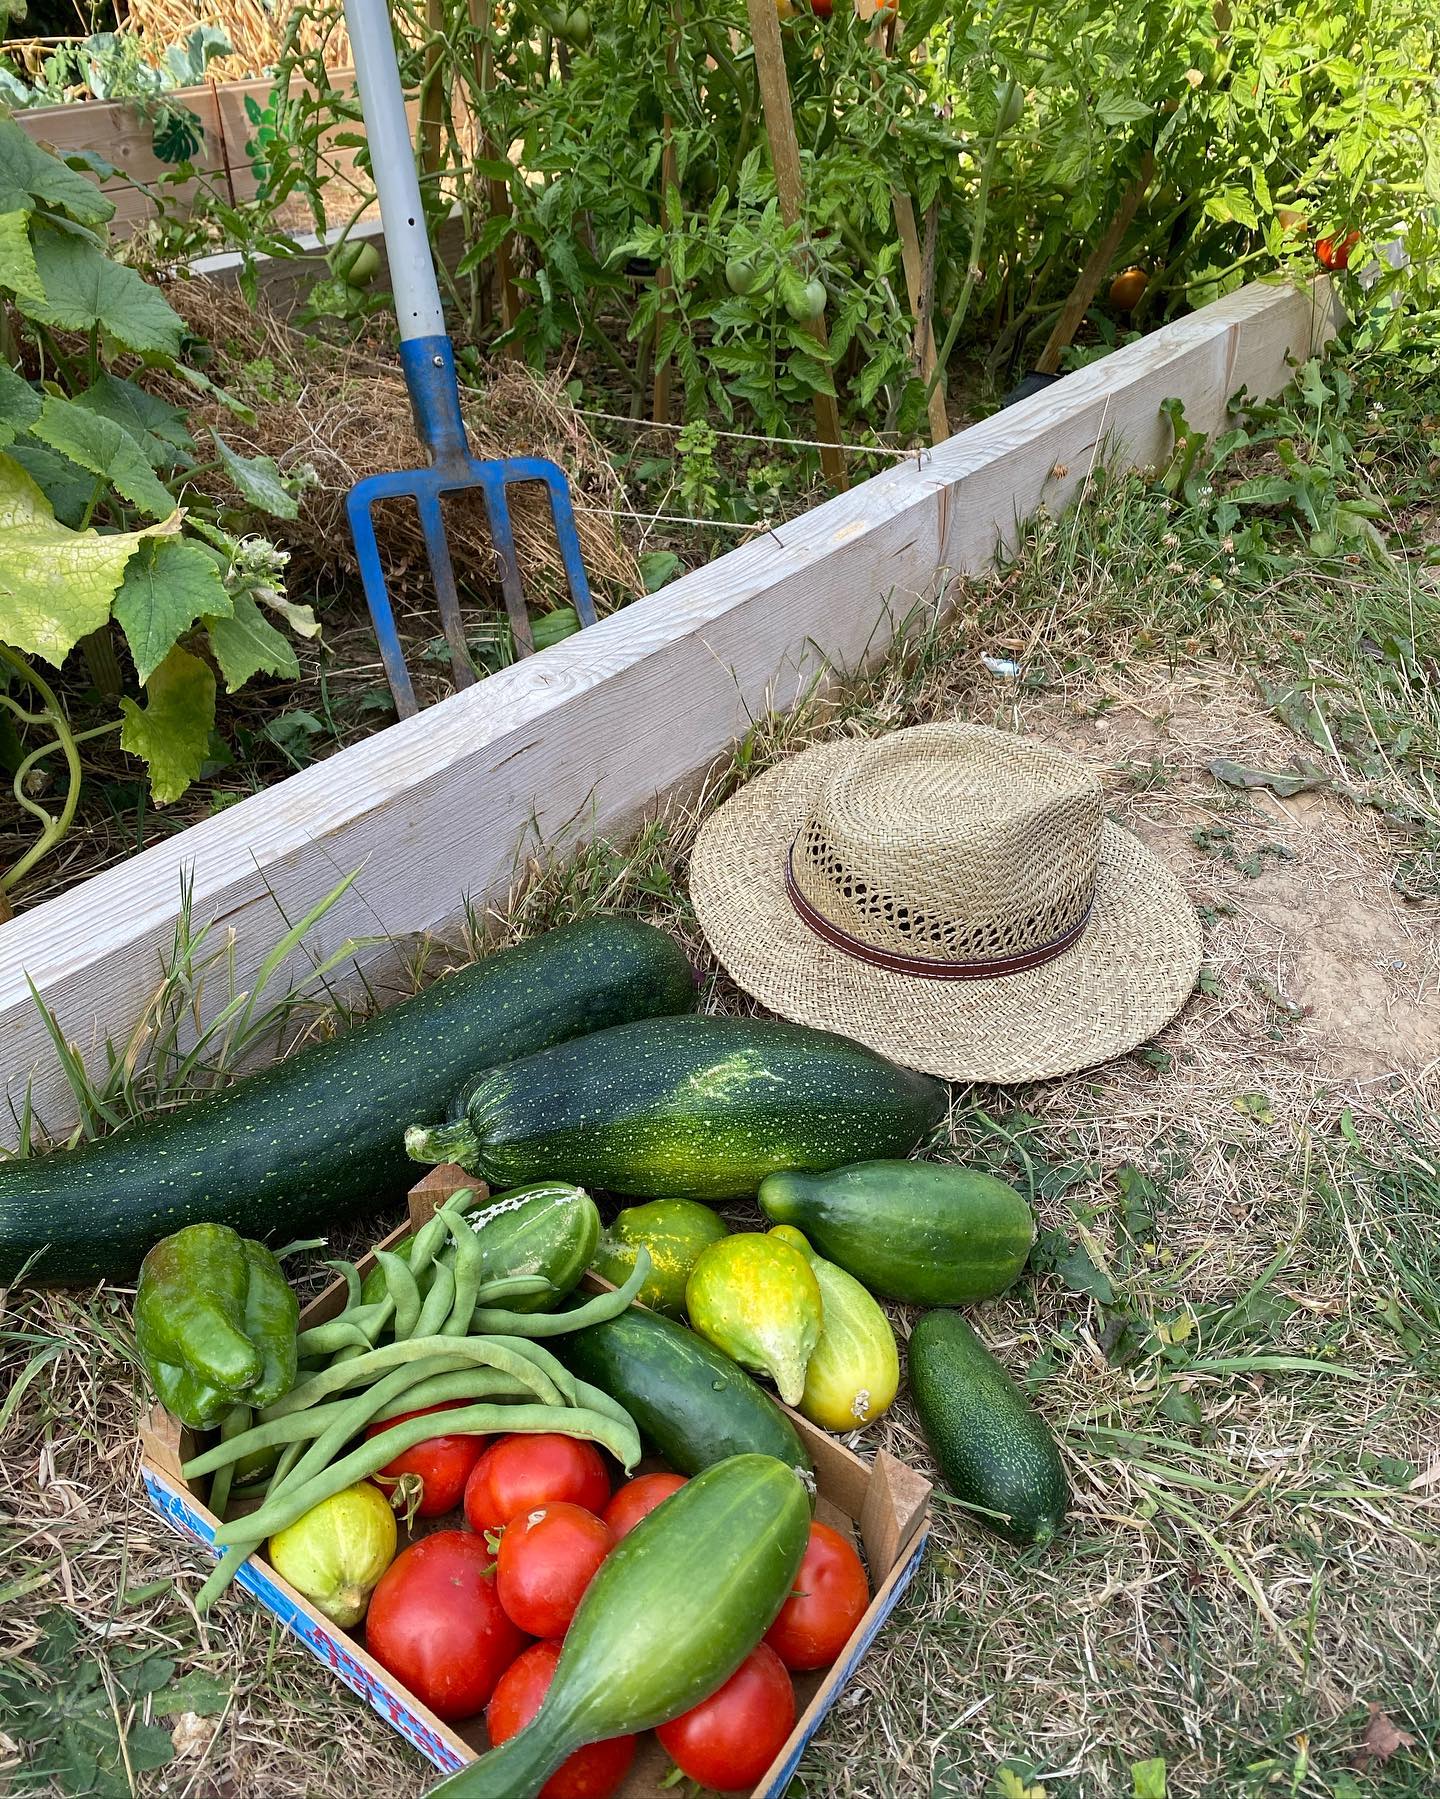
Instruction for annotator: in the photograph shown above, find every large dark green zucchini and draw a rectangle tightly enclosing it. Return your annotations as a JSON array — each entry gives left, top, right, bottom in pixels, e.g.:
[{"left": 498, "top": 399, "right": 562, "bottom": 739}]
[
  {"left": 406, "top": 1015, "right": 947, "bottom": 1199},
  {"left": 431, "top": 1454, "right": 811, "bottom": 1799},
  {"left": 0, "top": 918, "right": 695, "bottom": 1286},
  {"left": 909, "top": 1309, "right": 1070, "bottom": 1546},
  {"left": 557, "top": 1300, "right": 812, "bottom": 1481}
]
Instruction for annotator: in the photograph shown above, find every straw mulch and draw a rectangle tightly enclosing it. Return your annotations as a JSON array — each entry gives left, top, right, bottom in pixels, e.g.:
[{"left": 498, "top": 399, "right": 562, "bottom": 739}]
[
  {"left": 120, "top": 0, "right": 352, "bottom": 82},
  {"left": 165, "top": 277, "right": 640, "bottom": 615}
]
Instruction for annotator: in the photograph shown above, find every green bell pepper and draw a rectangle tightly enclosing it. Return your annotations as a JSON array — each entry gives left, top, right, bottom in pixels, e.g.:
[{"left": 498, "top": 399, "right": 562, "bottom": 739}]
[{"left": 136, "top": 1223, "right": 298, "bottom": 1430}]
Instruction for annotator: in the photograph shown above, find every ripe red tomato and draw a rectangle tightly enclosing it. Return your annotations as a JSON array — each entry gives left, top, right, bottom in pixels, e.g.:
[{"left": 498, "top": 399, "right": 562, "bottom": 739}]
[
  {"left": 365, "top": 1531, "right": 526, "bottom": 1721},
  {"left": 487, "top": 1640, "right": 636, "bottom": 1799},
  {"left": 1108, "top": 266, "right": 1149, "bottom": 313},
  {"left": 764, "top": 1520, "right": 869, "bottom": 1671},
  {"left": 364, "top": 1402, "right": 486, "bottom": 1518},
  {"left": 811, "top": 0, "right": 833, "bottom": 16},
  {"left": 656, "top": 1643, "right": 795, "bottom": 1790},
  {"left": 602, "top": 1472, "right": 686, "bottom": 1541},
  {"left": 497, "top": 1502, "right": 613, "bottom": 1638},
  {"left": 1317, "top": 230, "right": 1360, "bottom": 271},
  {"left": 464, "top": 1433, "right": 611, "bottom": 1535}
]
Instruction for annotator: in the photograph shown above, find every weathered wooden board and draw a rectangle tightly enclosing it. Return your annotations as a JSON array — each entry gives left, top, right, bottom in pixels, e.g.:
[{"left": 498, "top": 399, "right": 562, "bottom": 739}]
[{"left": 0, "top": 276, "right": 1339, "bottom": 1137}]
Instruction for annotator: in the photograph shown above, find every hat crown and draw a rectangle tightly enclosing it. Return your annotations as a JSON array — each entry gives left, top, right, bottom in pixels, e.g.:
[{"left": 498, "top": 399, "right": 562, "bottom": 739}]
[{"left": 791, "top": 723, "right": 1102, "bottom": 966}]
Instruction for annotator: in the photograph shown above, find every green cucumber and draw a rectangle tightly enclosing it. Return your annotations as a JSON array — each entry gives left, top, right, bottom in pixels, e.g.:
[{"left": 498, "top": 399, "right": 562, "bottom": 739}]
[
  {"left": 1, "top": 918, "right": 695, "bottom": 1286},
  {"left": 591, "top": 1198, "right": 728, "bottom": 1316},
  {"left": 358, "top": 1183, "right": 600, "bottom": 1315},
  {"left": 406, "top": 1015, "right": 947, "bottom": 1200},
  {"left": 908, "top": 1310, "right": 1069, "bottom": 1546},
  {"left": 430, "top": 1454, "right": 811, "bottom": 1799},
  {"left": 556, "top": 1301, "right": 812, "bottom": 1482},
  {"left": 758, "top": 1159, "right": 1035, "bottom": 1305}
]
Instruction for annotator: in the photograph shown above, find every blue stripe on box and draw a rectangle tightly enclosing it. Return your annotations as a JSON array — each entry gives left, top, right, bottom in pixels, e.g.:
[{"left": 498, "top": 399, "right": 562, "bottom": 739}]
[
  {"left": 141, "top": 1469, "right": 467, "bottom": 1774},
  {"left": 755, "top": 1528, "right": 930, "bottom": 1798}
]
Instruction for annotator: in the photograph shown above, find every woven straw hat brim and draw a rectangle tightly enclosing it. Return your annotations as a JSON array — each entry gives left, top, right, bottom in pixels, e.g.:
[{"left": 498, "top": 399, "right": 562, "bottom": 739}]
[{"left": 690, "top": 739, "right": 1202, "bottom": 1084}]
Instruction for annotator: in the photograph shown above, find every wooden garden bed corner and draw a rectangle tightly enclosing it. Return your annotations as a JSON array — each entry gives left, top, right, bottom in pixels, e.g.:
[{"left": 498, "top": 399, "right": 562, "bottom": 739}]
[{"left": 0, "top": 276, "right": 1339, "bottom": 1137}]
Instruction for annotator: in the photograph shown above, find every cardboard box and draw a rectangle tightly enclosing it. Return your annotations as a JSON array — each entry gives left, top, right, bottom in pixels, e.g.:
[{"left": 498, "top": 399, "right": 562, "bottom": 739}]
[{"left": 140, "top": 1167, "right": 932, "bottom": 1795}]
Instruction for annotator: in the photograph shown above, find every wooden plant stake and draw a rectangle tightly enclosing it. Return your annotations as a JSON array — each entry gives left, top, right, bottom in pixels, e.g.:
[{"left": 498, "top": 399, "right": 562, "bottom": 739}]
[
  {"left": 466, "top": 0, "right": 521, "bottom": 342},
  {"left": 652, "top": 0, "right": 684, "bottom": 424},
  {"left": 743, "top": 0, "right": 848, "bottom": 489},
  {"left": 1033, "top": 149, "right": 1155, "bottom": 375},
  {"left": 419, "top": 0, "right": 445, "bottom": 175}
]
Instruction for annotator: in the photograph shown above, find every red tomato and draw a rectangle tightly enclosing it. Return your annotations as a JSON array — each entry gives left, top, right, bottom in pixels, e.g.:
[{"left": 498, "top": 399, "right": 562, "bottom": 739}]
[
  {"left": 465, "top": 1434, "right": 611, "bottom": 1535},
  {"left": 487, "top": 1640, "right": 636, "bottom": 1799},
  {"left": 365, "top": 1531, "right": 527, "bottom": 1721},
  {"left": 497, "top": 1503, "right": 613, "bottom": 1638},
  {"left": 364, "top": 1402, "right": 486, "bottom": 1518},
  {"left": 656, "top": 1643, "right": 795, "bottom": 1790},
  {"left": 1317, "top": 230, "right": 1360, "bottom": 271},
  {"left": 764, "top": 1520, "right": 869, "bottom": 1671},
  {"left": 811, "top": 0, "right": 833, "bottom": 16},
  {"left": 602, "top": 1472, "right": 686, "bottom": 1541}
]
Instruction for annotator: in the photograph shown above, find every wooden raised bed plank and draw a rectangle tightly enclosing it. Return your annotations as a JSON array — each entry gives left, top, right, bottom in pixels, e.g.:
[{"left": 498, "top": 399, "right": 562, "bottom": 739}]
[{"left": 0, "top": 276, "right": 1339, "bottom": 1136}]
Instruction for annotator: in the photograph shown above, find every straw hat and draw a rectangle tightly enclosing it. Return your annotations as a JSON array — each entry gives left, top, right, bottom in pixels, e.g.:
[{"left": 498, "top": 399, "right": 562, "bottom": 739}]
[{"left": 690, "top": 722, "right": 1201, "bottom": 1083}]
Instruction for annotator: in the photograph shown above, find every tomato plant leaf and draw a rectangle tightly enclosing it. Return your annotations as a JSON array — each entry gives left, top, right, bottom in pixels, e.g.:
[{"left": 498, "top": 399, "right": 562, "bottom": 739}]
[
  {"left": 206, "top": 590, "right": 299, "bottom": 690},
  {"left": 22, "top": 228, "right": 185, "bottom": 358},
  {"left": 73, "top": 374, "right": 195, "bottom": 469},
  {"left": 0, "top": 453, "right": 175, "bottom": 665},
  {"left": 118, "top": 643, "right": 216, "bottom": 803},
  {"left": 0, "top": 207, "right": 44, "bottom": 306},
  {"left": 210, "top": 430, "right": 299, "bottom": 519},
  {"left": 113, "top": 538, "right": 232, "bottom": 682},
  {"left": 30, "top": 395, "right": 176, "bottom": 519}
]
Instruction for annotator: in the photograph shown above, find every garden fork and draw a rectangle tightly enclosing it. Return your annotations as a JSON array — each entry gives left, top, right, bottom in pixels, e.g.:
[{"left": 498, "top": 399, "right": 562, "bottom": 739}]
[{"left": 343, "top": 0, "right": 596, "bottom": 718}]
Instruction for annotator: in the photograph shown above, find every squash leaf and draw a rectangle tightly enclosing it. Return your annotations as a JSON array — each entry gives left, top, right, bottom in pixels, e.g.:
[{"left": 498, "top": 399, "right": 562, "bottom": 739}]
[
  {"left": 210, "top": 430, "right": 298, "bottom": 519},
  {"left": 206, "top": 590, "right": 299, "bottom": 690},
  {"left": 119, "top": 643, "right": 215, "bottom": 803},
  {"left": 0, "top": 118, "right": 116, "bottom": 227},
  {"left": 0, "top": 207, "right": 43, "bottom": 305},
  {"left": 113, "top": 538, "right": 231, "bottom": 683},
  {"left": 31, "top": 395, "right": 176, "bottom": 519},
  {"left": 73, "top": 374, "right": 195, "bottom": 469},
  {"left": 0, "top": 453, "right": 177, "bottom": 665},
  {"left": 22, "top": 228, "right": 185, "bottom": 359}
]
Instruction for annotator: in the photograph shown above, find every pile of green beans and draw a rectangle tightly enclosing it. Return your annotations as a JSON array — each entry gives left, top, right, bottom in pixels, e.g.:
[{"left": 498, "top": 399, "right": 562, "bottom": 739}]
[{"left": 185, "top": 1194, "right": 650, "bottom": 1613}]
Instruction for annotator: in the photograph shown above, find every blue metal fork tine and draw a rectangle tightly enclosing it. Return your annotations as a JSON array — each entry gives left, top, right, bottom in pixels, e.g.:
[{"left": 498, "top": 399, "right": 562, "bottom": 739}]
[
  {"left": 346, "top": 479, "right": 419, "bottom": 719},
  {"left": 415, "top": 487, "right": 477, "bottom": 692},
  {"left": 476, "top": 464, "right": 535, "bottom": 657}
]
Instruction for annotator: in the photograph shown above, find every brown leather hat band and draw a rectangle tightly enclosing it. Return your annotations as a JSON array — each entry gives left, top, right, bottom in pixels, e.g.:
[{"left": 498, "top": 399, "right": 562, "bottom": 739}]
[{"left": 784, "top": 845, "right": 1094, "bottom": 981}]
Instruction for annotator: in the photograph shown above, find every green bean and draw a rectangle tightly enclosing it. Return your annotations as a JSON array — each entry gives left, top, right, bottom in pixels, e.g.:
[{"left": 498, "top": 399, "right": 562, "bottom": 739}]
[
  {"left": 442, "top": 1200, "right": 485, "bottom": 1338},
  {"left": 468, "top": 1249, "right": 652, "bottom": 1337},
  {"left": 321, "top": 1257, "right": 364, "bottom": 1311},
  {"left": 412, "top": 1259, "right": 455, "bottom": 1339},
  {"left": 375, "top": 1249, "right": 422, "bottom": 1339},
  {"left": 212, "top": 1401, "right": 641, "bottom": 1549},
  {"left": 483, "top": 1336, "right": 640, "bottom": 1437},
  {"left": 262, "top": 1334, "right": 565, "bottom": 1420},
  {"left": 296, "top": 1313, "right": 383, "bottom": 1357},
  {"left": 196, "top": 1542, "right": 250, "bottom": 1613},
  {"left": 270, "top": 1354, "right": 452, "bottom": 1503},
  {"left": 472, "top": 1275, "right": 555, "bottom": 1308},
  {"left": 206, "top": 1404, "right": 250, "bottom": 1521},
  {"left": 266, "top": 1438, "right": 305, "bottom": 1497}
]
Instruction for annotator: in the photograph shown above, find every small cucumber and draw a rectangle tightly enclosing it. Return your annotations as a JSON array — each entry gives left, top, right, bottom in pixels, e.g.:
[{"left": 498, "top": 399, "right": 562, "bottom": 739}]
[
  {"left": 759, "top": 1159, "right": 1034, "bottom": 1305},
  {"left": 908, "top": 1310, "right": 1069, "bottom": 1546},
  {"left": 591, "top": 1198, "right": 728, "bottom": 1317},
  {"left": 769, "top": 1226, "right": 898, "bottom": 1432}
]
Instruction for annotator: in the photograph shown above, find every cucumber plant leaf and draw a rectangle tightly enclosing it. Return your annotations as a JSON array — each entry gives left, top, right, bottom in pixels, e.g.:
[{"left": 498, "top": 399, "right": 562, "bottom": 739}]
[
  {"left": 119, "top": 643, "right": 216, "bottom": 803},
  {"left": 22, "top": 228, "right": 185, "bottom": 359},
  {"left": 31, "top": 396, "right": 176, "bottom": 518},
  {"left": 0, "top": 117, "right": 115, "bottom": 227},
  {"left": 112, "top": 538, "right": 231, "bottom": 683},
  {"left": 0, "top": 453, "right": 176, "bottom": 665},
  {"left": 0, "top": 207, "right": 43, "bottom": 305},
  {"left": 206, "top": 590, "right": 299, "bottom": 690},
  {"left": 0, "top": 360, "right": 41, "bottom": 431},
  {"left": 210, "top": 430, "right": 299, "bottom": 518},
  {"left": 7, "top": 441, "right": 95, "bottom": 527},
  {"left": 73, "top": 374, "right": 195, "bottom": 469}
]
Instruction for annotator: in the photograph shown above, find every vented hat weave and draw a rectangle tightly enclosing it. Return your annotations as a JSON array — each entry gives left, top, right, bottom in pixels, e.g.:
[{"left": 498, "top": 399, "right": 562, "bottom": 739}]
[{"left": 689, "top": 722, "right": 1201, "bottom": 1083}]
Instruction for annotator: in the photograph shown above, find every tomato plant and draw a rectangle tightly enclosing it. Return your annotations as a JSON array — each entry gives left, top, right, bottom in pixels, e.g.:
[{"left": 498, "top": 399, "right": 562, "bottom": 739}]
[
  {"left": 496, "top": 1502, "right": 613, "bottom": 1637},
  {"left": 366, "top": 1532, "right": 527, "bottom": 1721},
  {"left": 655, "top": 1641, "right": 796, "bottom": 1789},
  {"left": 464, "top": 1433, "right": 611, "bottom": 1534},
  {"left": 764, "top": 1520, "right": 869, "bottom": 1671},
  {"left": 603, "top": 1471, "right": 686, "bottom": 1540},
  {"left": 487, "top": 1640, "right": 636, "bottom": 1799},
  {"left": 365, "top": 1402, "right": 487, "bottom": 1518}
]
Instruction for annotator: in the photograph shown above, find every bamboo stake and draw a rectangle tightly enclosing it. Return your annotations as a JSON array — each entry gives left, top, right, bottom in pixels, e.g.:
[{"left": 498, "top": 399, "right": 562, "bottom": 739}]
[
  {"left": 743, "top": 0, "right": 847, "bottom": 489},
  {"left": 419, "top": 0, "right": 444, "bottom": 174},
  {"left": 1035, "top": 149, "right": 1155, "bottom": 374},
  {"left": 652, "top": 0, "right": 683, "bottom": 424},
  {"left": 466, "top": 0, "right": 520, "bottom": 341},
  {"left": 892, "top": 190, "right": 948, "bottom": 442}
]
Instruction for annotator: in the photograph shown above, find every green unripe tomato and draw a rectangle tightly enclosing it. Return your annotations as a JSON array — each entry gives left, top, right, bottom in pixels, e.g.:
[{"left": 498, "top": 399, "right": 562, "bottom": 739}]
[
  {"left": 994, "top": 78, "right": 1024, "bottom": 132},
  {"left": 785, "top": 276, "right": 828, "bottom": 323},
  {"left": 344, "top": 241, "right": 381, "bottom": 287},
  {"left": 725, "top": 254, "right": 765, "bottom": 296}
]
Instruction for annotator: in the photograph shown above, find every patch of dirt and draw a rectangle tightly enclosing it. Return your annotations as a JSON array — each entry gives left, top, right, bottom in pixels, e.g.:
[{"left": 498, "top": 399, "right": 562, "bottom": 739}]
[{"left": 1019, "top": 662, "right": 1440, "bottom": 1093}]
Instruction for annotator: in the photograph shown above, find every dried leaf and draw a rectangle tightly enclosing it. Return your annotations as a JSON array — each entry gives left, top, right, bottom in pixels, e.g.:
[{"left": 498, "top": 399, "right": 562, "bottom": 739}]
[
  {"left": 1208, "top": 757, "right": 1326, "bottom": 798},
  {"left": 1354, "top": 1703, "right": 1417, "bottom": 1771}
]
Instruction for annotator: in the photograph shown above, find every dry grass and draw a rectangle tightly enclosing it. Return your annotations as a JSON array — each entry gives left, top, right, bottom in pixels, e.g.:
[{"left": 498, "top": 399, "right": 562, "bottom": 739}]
[
  {"left": 121, "top": 0, "right": 352, "bottom": 82},
  {"left": 2, "top": 481, "right": 1438, "bottom": 1798}
]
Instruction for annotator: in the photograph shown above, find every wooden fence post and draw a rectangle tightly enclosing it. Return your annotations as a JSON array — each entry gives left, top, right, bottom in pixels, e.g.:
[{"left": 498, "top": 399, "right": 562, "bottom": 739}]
[{"left": 743, "top": 0, "right": 848, "bottom": 489}]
